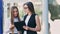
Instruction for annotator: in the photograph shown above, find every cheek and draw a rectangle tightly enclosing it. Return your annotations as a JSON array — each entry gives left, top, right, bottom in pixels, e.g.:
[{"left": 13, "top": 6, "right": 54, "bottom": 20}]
[
  {"left": 23, "top": 9, "right": 27, "bottom": 13},
  {"left": 25, "top": 9, "right": 29, "bottom": 13},
  {"left": 13, "top": 12, "right": 18, "bottom": 16}
]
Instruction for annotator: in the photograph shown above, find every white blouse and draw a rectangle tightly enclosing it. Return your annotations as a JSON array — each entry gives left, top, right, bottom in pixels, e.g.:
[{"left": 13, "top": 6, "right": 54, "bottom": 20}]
[
  {"left": 14, "top": 17, "right": 19, "bottom": 22},
  {"left": 24, "top": 15, "right": 31, "bottom": 34}
]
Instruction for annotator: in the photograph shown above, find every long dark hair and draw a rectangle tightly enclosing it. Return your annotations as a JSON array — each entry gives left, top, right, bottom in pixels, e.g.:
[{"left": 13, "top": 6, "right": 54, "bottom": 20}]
[
  {"left": 23, "top": 2, "right": 35, "bottom": 14},
  {"left": 11, "top": 6, "right": 20, "bottom": 24}
]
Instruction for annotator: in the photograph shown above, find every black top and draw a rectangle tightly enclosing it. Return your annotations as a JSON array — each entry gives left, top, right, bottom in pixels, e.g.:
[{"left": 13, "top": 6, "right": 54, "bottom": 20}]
[{"left": 22, "top": 13, "right": 37, "bottom": 34}]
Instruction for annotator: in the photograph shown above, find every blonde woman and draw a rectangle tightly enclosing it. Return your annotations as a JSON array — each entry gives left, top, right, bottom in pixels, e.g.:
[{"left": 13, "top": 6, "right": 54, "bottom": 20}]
[{"left": 10, "top": 6, "right": 21, "bottom": 34}]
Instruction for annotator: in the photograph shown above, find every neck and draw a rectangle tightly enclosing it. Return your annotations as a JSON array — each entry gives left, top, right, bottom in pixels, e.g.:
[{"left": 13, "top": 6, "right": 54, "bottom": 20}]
[{"left": 28, "top": 12, "right": 32, "bottom": 16}]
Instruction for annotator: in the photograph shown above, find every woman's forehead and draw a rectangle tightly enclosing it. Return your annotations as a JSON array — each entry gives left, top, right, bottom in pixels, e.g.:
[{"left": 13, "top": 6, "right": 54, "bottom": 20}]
[{"left": 24, "top": 5, "right": 28, "bottom": 7}]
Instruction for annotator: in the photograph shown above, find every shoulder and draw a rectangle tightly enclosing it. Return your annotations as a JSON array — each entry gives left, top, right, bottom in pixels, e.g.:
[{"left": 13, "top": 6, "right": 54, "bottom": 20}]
[
  {"left": 24, "top": 14, "right": 28, "bottom": 17},
  {"left": 35, "top": 14, "right": 39, "bottom": 19},
  {"left": 24, "top": 14, "right": 28, "bottom": 18},
  {"left": 32, "top": 13, "right": 37, "bottom": 16},
  {"left": 32, "top": 13, "right": 38, "bottom": 17}
]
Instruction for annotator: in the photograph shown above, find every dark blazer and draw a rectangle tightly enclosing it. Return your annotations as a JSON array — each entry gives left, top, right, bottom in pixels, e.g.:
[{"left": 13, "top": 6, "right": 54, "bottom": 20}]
[{"left": 22, "top": 13, "right": 37, "bottom": 34}]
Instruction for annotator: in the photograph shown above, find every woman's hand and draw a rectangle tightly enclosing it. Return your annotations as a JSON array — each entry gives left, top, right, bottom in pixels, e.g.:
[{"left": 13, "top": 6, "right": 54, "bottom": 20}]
[
  {"left": 10, "top": 24, "right": 14, "bottom": 30},
  {"left": 23, "top": 26, "right": 29, "bottom": 30}
]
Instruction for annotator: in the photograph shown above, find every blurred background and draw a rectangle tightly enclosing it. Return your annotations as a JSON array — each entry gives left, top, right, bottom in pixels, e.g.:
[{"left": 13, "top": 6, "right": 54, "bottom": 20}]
[
  {"left": 48, "top": 0, "right": 60, "bottom": 34},
  {"left": 3, "top": 0, "right": 42, "bottom": 18}
]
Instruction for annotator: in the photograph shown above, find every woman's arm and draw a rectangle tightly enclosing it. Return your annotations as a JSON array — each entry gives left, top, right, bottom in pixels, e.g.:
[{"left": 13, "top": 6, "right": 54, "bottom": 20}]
[
  {"left": 10, "top": 24, "right": 14, "bottom": 34},
  {"left": 23, "top": 15, "right": 41, "bottom": 32}
]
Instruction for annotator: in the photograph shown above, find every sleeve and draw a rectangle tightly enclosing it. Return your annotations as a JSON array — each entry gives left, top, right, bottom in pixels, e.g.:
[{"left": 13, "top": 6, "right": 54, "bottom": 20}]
[{"left": 3, "top": 18, "right": 11, "bottom": 34}]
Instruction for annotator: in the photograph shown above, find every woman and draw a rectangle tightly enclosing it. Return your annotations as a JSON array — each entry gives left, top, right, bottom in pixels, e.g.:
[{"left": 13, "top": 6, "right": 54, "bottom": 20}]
[
  {"left": 10, "top": 6, "right": 21, "bottom": 34},
  {"left": 22, "top": 2, "right": 41, "bottom": 34}
]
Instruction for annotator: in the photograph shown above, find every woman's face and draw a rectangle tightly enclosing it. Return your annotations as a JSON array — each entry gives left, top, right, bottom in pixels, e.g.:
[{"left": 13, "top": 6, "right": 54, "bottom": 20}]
[
  {"left": 13, "top": 8, "right": 18, "bottom": 17},
  {"left": 23, "top": 5, "right": 30, "bottom": 14}
]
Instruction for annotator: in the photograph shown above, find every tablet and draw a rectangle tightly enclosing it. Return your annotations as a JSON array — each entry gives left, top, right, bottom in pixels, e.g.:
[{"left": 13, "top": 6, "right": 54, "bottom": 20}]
[{"left": 14, "top": 21, "right": 25, "bottom": 31}]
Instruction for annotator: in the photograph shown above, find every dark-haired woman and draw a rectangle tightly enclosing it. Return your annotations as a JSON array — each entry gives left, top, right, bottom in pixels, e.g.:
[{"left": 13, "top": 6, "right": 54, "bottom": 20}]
[{"left": 22, "top": 2, "right": 41, "bottom": 34}]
